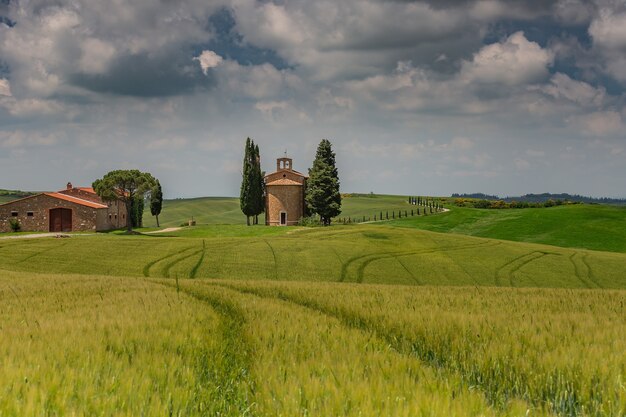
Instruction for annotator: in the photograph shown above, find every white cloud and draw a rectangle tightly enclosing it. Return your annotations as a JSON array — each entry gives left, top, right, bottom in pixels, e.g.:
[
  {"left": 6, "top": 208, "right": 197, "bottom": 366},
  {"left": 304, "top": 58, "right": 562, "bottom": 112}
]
[
  {"left": 79, "top": 38, "right": 117, "bottom": 74},
  {"left": 553, "top": 0, "right": 595, "bottom": 25},
  {"left": 589, "top": 9, "right": 626, "bottom": 50},
  {"left": 0, "top": 78, "right": 11, "bottom": 96},
  {"left": 232, "top": 0, "right": 478, "bottom": 81},
  {"left": 570, "top": 111, "right": 623, "bottom": 136},
  {"left": 539, "top": 73, "right": 606, "bottom": 107},
  {"left": 4, "top": 98, "right": 67, "bottom": 117},
  {"left": 194, "top": 50, "right": 223, "bottom": 75},
  {"left": 460, "top": 31, "right": 554, "bottom": 86},
  {"left": 0, "top": 131, "right": 60, "bottom": 148},
  {"left": 216, "top": 60, "right": 301, "bottom": 99}
]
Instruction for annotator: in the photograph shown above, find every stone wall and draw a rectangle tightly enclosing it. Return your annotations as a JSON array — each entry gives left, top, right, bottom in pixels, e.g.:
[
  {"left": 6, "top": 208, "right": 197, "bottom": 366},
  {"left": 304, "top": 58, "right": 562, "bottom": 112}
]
[
  {"left": 266, "top": 185, "right": 304, "bottom": 226},
  {"left": 0, "top": 194, "right": 101, "bottom": 233}
]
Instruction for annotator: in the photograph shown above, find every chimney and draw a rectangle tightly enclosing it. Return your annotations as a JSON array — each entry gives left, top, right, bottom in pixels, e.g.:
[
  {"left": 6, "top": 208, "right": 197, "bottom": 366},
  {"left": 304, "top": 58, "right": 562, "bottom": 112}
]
[{"left": 66, "top": 182, "right": 72, "bottom": 190}]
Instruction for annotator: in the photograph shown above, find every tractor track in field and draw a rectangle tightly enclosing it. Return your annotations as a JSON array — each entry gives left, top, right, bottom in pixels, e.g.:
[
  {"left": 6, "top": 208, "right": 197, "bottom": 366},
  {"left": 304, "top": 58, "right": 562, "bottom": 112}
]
[
  {"left": 263, "top": 239, "right": 279, "bottom": 280},
  {"left": 163, "top": 249, "right": 204, "bottom": 278},
  {"left": 391, "top": 254, "right": 422, "bottom": 285},
  {"left": 14, "top": 242, "right": 70, "bottom": 264},
  {"left": 343, "top": 240, "right": 498, "bottom": 283},
  {"left": 154, "top": 281, "right": 255, "bottom": 415},
  {"left": 213, "top": 282, "right": 593, "bottom": 417},
  {"left": 142, "top": 246, "right": 197, "bottom": 277},
  {"left": 580, "top": 254, "right": 603, "bottom": 288},
  {"left": 495, "top": 251, "right": 551, "bottom": 287},
  {"left": 568, "top": 252, "right": 601, "bottom": 289},
  {"left": 189, "top": 240, "right": 206, "bottom": 279}
]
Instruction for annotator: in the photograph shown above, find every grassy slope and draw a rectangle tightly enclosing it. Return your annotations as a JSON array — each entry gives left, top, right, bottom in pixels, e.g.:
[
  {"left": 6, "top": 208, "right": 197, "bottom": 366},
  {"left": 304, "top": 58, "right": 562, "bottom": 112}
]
[
  {"left": 142, "top": 194, "right": 413, "bottom": 227},
  {"left": 390, "top": 203, "right": 626, "bottom": 252},
  {"left": 1, "top": 224, "right": 625, "bottom": 289},
  {"left": 144, "top": 197, "right": 244, "bottom": 226},
  {"left": 0, "top": 195, "right": 18, "bottom": 204},
  {"left": 142, "top": 194, "right": 626, "bottom": 253}
]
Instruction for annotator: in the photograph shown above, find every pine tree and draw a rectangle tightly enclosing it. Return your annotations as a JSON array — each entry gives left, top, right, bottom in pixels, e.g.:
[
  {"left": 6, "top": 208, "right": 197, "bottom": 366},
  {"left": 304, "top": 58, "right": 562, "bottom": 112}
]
[
  {"left": 240, "top": 138, "right": 255, "bottom": 226},
  {"left": 150, "top": 180, "right": 163, "bottom": 227},
  {"left": 305, "top": 139, "right": 341, "bottom": 226}
]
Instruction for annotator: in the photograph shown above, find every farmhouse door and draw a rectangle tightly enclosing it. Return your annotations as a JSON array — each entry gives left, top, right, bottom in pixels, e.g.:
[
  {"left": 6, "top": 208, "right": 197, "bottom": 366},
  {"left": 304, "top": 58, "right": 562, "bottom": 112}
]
[
  {"left": 280, "top": 212, "right": 287, "bottom": 225},
  {"left": 49, "top": 208, "right": 72, "bottom": 232}
]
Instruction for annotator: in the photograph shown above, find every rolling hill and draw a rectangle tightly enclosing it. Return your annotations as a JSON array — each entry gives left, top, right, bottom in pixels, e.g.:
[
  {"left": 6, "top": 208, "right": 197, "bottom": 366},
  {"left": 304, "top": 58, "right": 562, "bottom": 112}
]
[
  {"left": 2, "top": 195, "right": 625, "bottom": 416},
  {"left": 142, "top": 194, "right": 626, "bottom": 253}
]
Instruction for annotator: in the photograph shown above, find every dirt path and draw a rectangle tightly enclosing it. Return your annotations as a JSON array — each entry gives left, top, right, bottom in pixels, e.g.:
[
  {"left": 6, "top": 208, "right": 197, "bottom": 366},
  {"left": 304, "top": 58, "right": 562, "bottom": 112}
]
[
  {"left": 0, "top": 233, "right": 84, "bottom": 240},
  {"left": 144, "top": 227, "right": 183, "bottom": 234}
]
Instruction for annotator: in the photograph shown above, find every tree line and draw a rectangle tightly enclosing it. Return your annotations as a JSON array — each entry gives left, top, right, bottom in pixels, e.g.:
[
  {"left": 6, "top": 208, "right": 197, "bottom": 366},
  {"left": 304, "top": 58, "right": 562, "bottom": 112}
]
[
  {"left": 452, "top": 192, "right": 626, "bottom": 205},
  {"left": 454, "top": 198, "right": 581, "bottom": 209}
]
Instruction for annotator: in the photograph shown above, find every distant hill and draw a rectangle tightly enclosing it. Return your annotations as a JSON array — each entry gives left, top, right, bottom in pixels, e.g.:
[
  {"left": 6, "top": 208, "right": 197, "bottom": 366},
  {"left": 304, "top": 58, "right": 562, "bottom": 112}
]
[
  {"left": 0, "top": 189, "right": 36, "bottom": 204},
  {"left": 142, "top": 194, "right": 415, "bottom": 227},
  {"left": 452, "top": 192, "right": 626, "bottom": 205}
]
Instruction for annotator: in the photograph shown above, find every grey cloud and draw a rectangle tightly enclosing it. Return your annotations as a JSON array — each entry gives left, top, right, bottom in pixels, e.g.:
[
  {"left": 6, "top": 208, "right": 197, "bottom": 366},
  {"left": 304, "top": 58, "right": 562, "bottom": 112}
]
[
  {"left": 69, "top": 52, "right": 216, "bottom": 97},
  {"left": 0, "top": 0, "right": 625, "bottom": 199}
]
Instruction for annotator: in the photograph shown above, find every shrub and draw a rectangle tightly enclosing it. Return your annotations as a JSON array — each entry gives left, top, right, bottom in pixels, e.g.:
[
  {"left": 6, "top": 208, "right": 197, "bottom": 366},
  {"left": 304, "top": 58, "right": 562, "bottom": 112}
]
[
  {"left": 298, "top": 216, "right": 321, "bottom": 227},
  {"left": 9, "top": 218, "right": 21, "bottom": 232}
]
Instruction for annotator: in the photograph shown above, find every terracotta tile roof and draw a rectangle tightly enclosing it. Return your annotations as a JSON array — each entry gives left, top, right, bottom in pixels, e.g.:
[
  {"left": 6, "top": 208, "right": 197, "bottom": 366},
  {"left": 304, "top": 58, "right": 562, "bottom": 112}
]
[
  {"left": 266, "top": 178, "right": 303, "bottom": 186},
  {"left": 44, "top": 192, "right": 109, "bottom": 209},
  {"left": 77, "top": 187, "right": 96, "bottom": 194}
]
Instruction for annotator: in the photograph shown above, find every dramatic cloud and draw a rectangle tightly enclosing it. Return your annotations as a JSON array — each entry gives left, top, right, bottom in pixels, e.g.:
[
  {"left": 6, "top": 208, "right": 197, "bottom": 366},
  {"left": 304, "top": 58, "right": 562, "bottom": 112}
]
[
  {"left": 0, "top": 0, "right": 624, "bottom": 197},
  {"left": 460, "top": 32, "right": 554, "bottom": 86}
]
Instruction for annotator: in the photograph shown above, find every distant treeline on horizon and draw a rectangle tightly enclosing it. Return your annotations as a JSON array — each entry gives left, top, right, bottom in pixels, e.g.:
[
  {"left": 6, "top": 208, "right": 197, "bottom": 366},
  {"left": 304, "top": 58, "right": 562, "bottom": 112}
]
[
  {"left": 451, "top": 193, "right": 626, "bottom": 205},
  {"left": 0, "top": 189, "right": 36, "bottom": 198}
]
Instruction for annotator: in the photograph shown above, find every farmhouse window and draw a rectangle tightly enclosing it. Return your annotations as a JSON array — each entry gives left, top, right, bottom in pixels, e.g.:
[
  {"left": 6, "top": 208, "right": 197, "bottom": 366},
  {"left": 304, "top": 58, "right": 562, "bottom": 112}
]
[
  {"left": 27, "top": 212, "right": 34, "bottom": 217},
  {"left": 11, "top": 211, "right": 18, "bottom": 217}
]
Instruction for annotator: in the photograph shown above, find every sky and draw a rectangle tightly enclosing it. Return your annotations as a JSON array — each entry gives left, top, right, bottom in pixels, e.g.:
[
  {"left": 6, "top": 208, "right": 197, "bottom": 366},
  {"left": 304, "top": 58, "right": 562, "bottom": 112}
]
[{"left": 0, "top": 0, "right": 625, "bottom": 198}]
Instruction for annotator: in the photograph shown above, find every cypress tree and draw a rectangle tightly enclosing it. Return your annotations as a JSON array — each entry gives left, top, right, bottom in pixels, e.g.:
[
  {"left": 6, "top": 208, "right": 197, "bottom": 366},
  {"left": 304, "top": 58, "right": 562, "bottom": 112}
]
[
  {"left": 305, "top": 139, "right": 341, "bottom": 226},
  {"left": 250, "top": 142, "right": 264, "bottom": 225},
  {"left": 240, "top": 138, "right": 255, "bottom": 226},
  {"left": 150, "top": 180, "right": 163, "bottom": 227},
  {"left": 130, "top": 195, "right": 144, "bottom": 228}
]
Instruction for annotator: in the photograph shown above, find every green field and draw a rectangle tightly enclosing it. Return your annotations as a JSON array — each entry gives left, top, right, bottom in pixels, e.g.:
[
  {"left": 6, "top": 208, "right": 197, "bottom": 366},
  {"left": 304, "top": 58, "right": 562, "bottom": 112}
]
[
  {"left": 2, "top": 194, "right": 626, "bottom": 416},
  {"left": 0, "top": 195, "right": 18, "bottom": 204},
  {"left": 2, "top": 224, "right": 626, "bottom": 288},
  {"left": 143, "top": 194, "right": 626, "bottom": 253},
  {"left": 1, "top": 271, "right": 624, "bottom": 416},
  {"left": 143, "top": 197, "right": 244, "bottom": 226},
  {"left": 391, "top": 203, "right": 626, "bottom": 252},
  {"left": 142, "top": 194, "right": 414, "bottom": 227}
]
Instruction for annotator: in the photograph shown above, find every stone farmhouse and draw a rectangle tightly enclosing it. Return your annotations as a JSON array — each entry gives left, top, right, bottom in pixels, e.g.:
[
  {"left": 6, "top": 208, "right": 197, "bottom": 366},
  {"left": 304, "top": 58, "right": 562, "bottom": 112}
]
[
  {"left": 0, "top": 182, "right": 127, "bottom": 233},
  {"left": 265, "top": 157, "right": 307, "bottom": 226}
]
